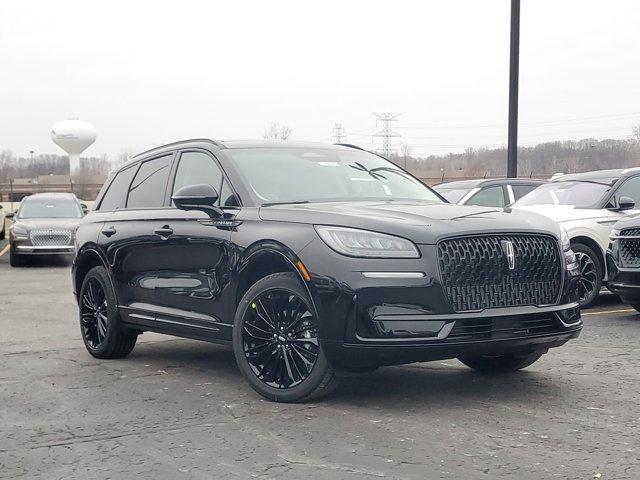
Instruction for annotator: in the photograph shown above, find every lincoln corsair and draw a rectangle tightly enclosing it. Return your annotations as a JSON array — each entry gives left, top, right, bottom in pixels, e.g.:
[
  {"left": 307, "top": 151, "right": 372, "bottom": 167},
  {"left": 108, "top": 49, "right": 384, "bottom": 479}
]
[{"left": 72, "top": 139, "right": 582, "bottom": 402}]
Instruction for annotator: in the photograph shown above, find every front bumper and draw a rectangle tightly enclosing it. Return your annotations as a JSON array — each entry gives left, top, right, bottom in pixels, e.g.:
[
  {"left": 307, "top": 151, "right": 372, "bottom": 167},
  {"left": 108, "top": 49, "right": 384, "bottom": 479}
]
[
  {"left": 606, "top": 249, "right": 640, "bottom": 303},
  {"left": 299, "top": 239, "right": 582, "bottom": 369},
  {"left": 12, "top": 243, "right": 75, "bottom": 255}
]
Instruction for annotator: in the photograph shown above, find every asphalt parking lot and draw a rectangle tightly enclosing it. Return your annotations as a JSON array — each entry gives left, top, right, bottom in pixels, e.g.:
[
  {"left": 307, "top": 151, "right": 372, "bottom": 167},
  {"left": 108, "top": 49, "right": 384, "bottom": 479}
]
[{"left": 0, "top": 238, "right": 639, "bottom": 480}]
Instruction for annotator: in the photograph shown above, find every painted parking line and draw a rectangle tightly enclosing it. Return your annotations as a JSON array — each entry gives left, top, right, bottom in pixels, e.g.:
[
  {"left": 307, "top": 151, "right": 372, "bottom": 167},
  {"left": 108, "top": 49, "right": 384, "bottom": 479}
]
[
  {"left": 583, "top": 308, "right": 634, "bottom": 316},
  {"left": 0, "top": 244, "right": 9, "bottom": 257}
]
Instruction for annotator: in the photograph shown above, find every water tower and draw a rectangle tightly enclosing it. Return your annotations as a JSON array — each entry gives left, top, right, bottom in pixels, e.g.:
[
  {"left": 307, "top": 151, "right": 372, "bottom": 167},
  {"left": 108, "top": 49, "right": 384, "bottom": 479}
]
[{"left": 50, "top": 119, "right": 96, "bottom": 175}]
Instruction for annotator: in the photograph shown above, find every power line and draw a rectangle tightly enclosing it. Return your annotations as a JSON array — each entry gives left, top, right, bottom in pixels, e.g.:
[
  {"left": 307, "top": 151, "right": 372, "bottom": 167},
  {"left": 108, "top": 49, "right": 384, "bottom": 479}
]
[
  {"left": 331, "top": 123, "right": 346, "bottom": 144},
  {"left": 372, "top": 113, "right": 401, "bottom": 158}
]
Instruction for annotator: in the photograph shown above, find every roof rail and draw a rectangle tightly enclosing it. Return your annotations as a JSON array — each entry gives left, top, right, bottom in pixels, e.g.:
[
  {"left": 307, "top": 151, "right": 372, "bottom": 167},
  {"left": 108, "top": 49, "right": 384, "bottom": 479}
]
[
  {"left": 622, "top": 166, "right": 640, "bottom": 174},
  {"left": 334, "top": 143, "right": 364, "bottom": 151},
  {"left": 132, "top": 138, "right": 224, "bottom": 159}
]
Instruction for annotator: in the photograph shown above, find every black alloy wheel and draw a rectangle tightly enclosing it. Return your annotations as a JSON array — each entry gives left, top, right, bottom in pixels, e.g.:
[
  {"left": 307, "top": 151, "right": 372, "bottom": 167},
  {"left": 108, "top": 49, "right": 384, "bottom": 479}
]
[
  {"left": 80, "top": 277, "right": 109, "bottom": 349},
  {"left": 79, "top": 266, "right": 138, "bottom": 359},
  {"left": 233, "top": 272, "right": 337, "bottom": 402},
  {"left": 571, "top": 243, "right": 603, "bottom": 308},
  {"left": 243, "top": 289, "right": 319, "bottom": 388}
]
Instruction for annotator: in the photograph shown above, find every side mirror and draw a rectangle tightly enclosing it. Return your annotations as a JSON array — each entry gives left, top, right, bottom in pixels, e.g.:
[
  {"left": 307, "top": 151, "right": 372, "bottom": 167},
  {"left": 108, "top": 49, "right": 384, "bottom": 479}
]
[
  {"left": 172, "top": 184, "right": 222, "bottom": 218},
  {"left": 617, "top": 196, "right": 635, "bottom": 211},
  {"left": 80, "top": 202, "right": 89, "bottom": 215}
]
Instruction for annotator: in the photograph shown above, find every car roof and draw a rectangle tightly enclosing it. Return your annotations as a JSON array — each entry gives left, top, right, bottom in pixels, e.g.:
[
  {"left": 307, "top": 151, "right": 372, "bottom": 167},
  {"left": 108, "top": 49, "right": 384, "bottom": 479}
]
[
  {"left": 435, "top": 178, "right": 543, "bottom": 189},
  {"left": 22, "top": 192, "right": 77, "bottom": 201},
  {"left": 550, "top": 168, "right": 640, "bottom": 184}
]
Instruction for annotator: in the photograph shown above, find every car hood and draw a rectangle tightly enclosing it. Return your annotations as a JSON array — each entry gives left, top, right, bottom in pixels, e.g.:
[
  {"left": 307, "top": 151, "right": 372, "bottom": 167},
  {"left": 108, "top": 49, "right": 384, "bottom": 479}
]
[
  {"left": 259, "top": 201, "right": 561, "bottom": 244},
  {"left": 513, "top": 204, "right": 608, "bottom": 223},
  {"left": 13, "top": 218, "right": 82, "bottom": 230}
]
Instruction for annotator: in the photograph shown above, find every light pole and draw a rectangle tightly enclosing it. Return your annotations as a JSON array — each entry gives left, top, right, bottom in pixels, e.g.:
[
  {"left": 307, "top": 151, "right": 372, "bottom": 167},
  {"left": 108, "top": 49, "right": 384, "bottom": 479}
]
[{"left": 507, "top": 0, "right": 520, "bottom": 178}]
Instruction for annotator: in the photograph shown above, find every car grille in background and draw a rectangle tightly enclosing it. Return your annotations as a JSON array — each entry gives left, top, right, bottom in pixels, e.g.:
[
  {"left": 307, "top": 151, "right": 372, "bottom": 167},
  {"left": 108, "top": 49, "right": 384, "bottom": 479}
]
[
  {"left": 29, "top": 229, "right": 73, "bottom": 247},
  {"left": 437, "top": 234, "right": 562, "bottom": 312},
  {"left": 446, "top": 315, "right": 560, "bottom": 342},
  {"left": 619, "top": 228, "right": 640, "bottom": 268}
]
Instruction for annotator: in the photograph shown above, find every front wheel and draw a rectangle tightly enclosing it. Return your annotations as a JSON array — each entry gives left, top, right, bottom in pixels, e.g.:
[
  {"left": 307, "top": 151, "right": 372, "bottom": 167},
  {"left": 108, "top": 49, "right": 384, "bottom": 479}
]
[
  {"left": 79, "top": 266, "right": 138, "bottom": 359},
  {"left": 233, "top": 272, "right": 337, "bottom": 403},
  {"left": 458, "top": 351, "right": 544, "bottom": 373},
  {"left": 9, "top": 249, "right": 26, "bottom": 267},
  {"left": 572, "top": 243, "right": 603, "bottom": 309}
]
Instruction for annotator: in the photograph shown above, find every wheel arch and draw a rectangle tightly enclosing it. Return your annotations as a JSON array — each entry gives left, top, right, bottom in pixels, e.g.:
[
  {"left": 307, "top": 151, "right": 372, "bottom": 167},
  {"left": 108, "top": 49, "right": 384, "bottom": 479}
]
[
  {"left": 234, "top": 240, "right": 312, "bottom": 310},
  {"left": 73, "top": 245, "right": 110, "bottom": 300},
  {"left": 570, "top": 235, "right": 607, "bottom": 278}
]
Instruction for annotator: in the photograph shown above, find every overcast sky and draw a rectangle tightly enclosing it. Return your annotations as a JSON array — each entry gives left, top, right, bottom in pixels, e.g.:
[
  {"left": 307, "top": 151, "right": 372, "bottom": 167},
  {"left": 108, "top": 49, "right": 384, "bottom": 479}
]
[{"left": 1, "top": 0, "right": 639, "bottom": 159}]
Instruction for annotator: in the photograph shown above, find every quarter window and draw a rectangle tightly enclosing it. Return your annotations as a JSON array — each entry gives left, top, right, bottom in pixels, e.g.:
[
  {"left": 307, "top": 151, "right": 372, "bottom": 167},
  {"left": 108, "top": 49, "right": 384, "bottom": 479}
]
[
  {"left": 98, "top": 166, "right": 137, "bottom": 211},
  {"left": 127, "top": 155, "right": 173, "bottom": 209},
  {"left": 172, "top": 152, "right": 224, "bottom": 204}
]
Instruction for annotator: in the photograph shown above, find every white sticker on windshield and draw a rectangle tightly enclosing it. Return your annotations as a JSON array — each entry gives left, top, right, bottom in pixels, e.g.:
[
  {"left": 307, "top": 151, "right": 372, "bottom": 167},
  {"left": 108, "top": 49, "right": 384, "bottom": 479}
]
[{"left": 318, "top": 161, "right": 339, "bottom": 167}]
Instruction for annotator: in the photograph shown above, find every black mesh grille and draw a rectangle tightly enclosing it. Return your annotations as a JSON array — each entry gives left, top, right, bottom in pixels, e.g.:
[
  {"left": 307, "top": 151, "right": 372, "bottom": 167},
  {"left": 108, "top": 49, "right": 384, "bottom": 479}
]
[
  {"left": 619, "top": 228, "right": 640, "bottom": 268},
  {"left": 437, "top": 234, "right": 562, "bottom": 312},
  {"left": 446, "top": 315, "right": 560, "bottom": 342}
]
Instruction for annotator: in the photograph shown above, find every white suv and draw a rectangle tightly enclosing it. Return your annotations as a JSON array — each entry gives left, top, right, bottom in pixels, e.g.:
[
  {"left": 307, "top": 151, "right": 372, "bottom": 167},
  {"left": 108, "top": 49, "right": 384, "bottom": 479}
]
[{"left": 514, "top": 168, "right": 640, "bottom": 307}]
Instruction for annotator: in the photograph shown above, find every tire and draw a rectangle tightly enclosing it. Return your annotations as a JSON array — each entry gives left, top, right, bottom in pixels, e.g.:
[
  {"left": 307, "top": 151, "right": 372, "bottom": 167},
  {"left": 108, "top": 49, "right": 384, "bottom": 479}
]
[
  {"left": 9, "top": 249, "right": 26, "bottom": 267},
  {"left": 79, "top": 266, "right": 137, "bottom": 359},
  {"left": 233, "top": 272, "right": 337, "bottom": 403},
  {"left": 458, "top": 351, "right": 544, "bottom": 373},
  {"left": 631, "top": 303, "right": 640, "bottom": 313},
  {"left": 572, "top": 242, "right": 603, "bottom": 309},
  {"left": 0, "top": 225, "right": 5, "bottom": 240}
]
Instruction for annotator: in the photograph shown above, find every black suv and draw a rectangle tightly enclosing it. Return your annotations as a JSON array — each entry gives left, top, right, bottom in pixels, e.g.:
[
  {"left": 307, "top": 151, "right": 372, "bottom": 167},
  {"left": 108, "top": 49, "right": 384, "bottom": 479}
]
[
  {"left": 607, "top": 216, "right": 640, "bottom": 311},
  {"left": 73, "top": 139, "right": 582, "bottom": 402}
]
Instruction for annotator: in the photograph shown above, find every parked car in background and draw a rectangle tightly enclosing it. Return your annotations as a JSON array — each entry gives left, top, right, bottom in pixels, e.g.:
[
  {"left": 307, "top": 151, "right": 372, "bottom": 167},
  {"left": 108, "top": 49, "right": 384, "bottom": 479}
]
[
  {"left": 72, "top": 139, "right": 581, "bottom": 403},
  {"left": 433, "top": 178, "right": 543, "bottom": 207},
  {"left": 7, "top": 192, "right": 84, "bottom": 267},
  {"left": 606, "top": 216, "right": 640, "bottom": 312},
  {"left": 0, "top": 204, "right": 5, "bottom": 240},
  {"left": 514, "top": 167, "right": 640, "bottom": 307}
]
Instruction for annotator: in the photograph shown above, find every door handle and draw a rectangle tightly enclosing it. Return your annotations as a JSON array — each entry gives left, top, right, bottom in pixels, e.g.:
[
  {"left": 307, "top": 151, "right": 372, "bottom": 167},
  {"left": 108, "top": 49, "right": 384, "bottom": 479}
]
[
  {"left": 101, "top": 226, "right": 117, "bottom": 237},
  {"left": 154, "top": 225, "right": 174, "bottom": 238}
]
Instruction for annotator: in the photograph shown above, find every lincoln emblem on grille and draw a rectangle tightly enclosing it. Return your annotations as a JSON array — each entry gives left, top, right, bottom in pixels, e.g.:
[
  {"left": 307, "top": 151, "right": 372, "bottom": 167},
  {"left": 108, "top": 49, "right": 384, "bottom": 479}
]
[{"left": 500, "top": 240, "right": 516, "bottom": 270}]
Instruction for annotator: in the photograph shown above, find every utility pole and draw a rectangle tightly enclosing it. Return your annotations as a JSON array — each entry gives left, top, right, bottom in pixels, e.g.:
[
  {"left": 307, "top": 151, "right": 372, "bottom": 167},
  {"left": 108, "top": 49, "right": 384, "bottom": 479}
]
[
  {"left": 372, "top": 113, "right": 401, "bottom": 158},
  {"left": 507, "top": 0, "right": 520, "bottom": 178},
  {"left": 331, "top": 123, "right": 346, "bottom": 144}
]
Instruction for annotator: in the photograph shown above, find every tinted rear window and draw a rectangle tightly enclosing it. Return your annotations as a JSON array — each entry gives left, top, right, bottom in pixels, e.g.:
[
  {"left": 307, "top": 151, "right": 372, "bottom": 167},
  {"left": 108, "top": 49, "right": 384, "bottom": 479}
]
[{"left": 98, "top": 166, "right": 137, "bottom": 211}]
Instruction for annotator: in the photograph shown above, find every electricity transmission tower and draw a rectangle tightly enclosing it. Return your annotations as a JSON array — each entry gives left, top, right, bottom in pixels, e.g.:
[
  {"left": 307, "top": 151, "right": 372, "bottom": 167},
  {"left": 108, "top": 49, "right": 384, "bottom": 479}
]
[
  {"left": 372, "top": 113, "right": 400, "bottom": 158},
  {"left": 331, "top": 123, "right": 346, "bottom": 144}
]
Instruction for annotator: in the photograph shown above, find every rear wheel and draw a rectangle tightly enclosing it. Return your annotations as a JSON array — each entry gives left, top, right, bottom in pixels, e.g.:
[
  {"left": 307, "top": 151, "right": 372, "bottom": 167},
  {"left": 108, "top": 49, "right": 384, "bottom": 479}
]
[
  {"left": 458, "top": 351, "right": 544, "bottom": 373},
  {"left": 79, "top": 266, "right": 137, "bottom": 359},
  {"left": 233, "top": 272, "right": 337, "bottom": 402},
  {"left": 572, "top": 243, "right": 602, "bottom": 309}
]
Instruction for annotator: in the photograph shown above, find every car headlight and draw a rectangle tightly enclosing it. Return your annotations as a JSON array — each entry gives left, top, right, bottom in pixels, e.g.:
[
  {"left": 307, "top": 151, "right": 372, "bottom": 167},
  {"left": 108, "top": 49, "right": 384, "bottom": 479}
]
[
  {"left": 11, "top": 224, "right": 28, "bottom": 237},
  {"left": 315, "top": 226, "right": 420, "bottom": 258},
  {"left": 560, "top": 226, "right": 571, "bottom": 252}
]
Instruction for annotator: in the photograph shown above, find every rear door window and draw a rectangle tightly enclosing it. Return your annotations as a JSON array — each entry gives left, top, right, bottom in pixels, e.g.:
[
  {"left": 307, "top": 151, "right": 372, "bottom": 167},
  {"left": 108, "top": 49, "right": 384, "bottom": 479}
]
[
  {"left": 98, "top": 166, "right": 137, "bottom": 211},
  {"left": 126, "top": 155, "right": 173, "bottom": 209}
]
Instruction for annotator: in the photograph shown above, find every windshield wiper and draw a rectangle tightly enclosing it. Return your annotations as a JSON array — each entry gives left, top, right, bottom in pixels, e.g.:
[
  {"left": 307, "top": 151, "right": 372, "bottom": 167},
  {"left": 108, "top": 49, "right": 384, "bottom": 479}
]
[{"left": 261, "top": 200, "right": 311, "bottom": 207}]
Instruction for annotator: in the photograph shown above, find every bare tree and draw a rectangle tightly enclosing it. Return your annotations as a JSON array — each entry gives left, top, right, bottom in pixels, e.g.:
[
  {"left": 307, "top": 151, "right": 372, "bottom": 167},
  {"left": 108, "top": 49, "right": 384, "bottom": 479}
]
[
  {"left": 400, "top": 144, "right": 412, "bottom": 170},
  {"left": 263, "top": 122, "right": 293, "bottom": 140},
  {"left": 633, "top": 125, "right": 640, "bottom": 141},
  {"left": 116, "top": 148, "right": 135, "bottom": 165}
]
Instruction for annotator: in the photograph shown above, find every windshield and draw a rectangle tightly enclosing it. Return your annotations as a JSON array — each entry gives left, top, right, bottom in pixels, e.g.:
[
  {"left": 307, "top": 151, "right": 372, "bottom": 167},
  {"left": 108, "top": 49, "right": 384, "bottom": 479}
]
[
  {"left": 18, "top": 199, "right": 82, "bottom": 219},
  {"left": 226, "top": 148, "right": 442, "bottom": 205},
  {"left": 514, "top": 181, "right": 610, "bottom": 208},
  {"left": 432, "top": 185, "right": 472, "bottom": 203}
]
